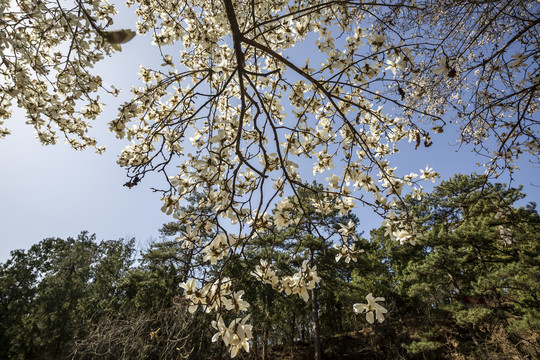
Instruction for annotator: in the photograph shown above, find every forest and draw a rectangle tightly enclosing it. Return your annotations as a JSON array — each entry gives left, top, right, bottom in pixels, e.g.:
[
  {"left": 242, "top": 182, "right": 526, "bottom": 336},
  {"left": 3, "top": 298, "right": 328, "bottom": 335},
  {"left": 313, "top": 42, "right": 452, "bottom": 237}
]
[{"left": 1, "top": 174, "right": 539, "bottom": 359}]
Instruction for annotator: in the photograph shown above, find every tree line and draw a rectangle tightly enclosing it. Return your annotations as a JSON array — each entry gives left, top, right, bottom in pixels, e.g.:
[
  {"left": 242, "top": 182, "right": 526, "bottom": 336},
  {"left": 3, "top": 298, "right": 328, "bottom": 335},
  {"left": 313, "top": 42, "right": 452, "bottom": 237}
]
[{"left": 1, "top": 174, "right": 539, "bottom": 359}]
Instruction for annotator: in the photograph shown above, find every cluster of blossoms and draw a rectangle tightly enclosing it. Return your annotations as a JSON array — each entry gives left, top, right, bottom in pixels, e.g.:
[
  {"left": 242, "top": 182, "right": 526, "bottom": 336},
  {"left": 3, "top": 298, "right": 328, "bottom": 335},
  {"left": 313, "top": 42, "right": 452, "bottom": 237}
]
[
  {"left": 280, "top": 261, "right": 320, "bottom": 302},
  {"left": 273, "top": 198, "right": 301, "bottom": 229},
  {"left": 250, "top": 260, "right": 279, "bottom": 289},
  {"left": 179, "top": 258, "right": 321, "bottom": 356},
  {"left": 251, "top": 259, "right": 320, "bottom": 302},
  {"left": 212, "top": 316, "right": 253, "bottom": 358},
  {"left": 202, "top": 233, "right": 240, "bottom": 265},
  {"left": 333, "top": 243, "right": 363, "bottom": 263},
  {"left": 0, "top": 0, "right": 125, "bottom": 151},
  {"left": 334, "top": 220, "right": 364, "bottom": 263},
  {"left": 382, "top": 211, "right": 421, "bottom": 245},
  {"left": 180, "top": 278, "right": 237, "bottom": 313},
  {"left": 114, "top": 0, "right": 449, "bottom": 243},
  {"left": 180, "top": 278, "right": 253, "bottom": 358}
]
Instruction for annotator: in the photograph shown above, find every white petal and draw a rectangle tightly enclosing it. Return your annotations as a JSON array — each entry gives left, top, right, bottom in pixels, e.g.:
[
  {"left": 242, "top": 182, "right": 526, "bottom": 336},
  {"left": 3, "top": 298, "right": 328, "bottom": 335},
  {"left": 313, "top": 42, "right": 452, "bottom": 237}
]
[
  {"left": 353, "top": 303, "right": 367, "bottom": 313},
  {"left": 376, "top": 311, "right": 385, "bottom": 323},
  {"left": 366, "top": 311, "right": 374, "bottom": 324}
]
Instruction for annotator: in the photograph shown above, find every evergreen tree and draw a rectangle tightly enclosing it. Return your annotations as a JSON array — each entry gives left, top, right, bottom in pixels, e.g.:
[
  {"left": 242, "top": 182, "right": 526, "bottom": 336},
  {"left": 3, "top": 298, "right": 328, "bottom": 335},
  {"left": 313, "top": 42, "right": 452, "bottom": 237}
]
[
  {"left": 0, "top": 232, "right": 135, "bottom": 360},
  {"left": 389, "top": 174, "right": 540, "bottom": 358}
]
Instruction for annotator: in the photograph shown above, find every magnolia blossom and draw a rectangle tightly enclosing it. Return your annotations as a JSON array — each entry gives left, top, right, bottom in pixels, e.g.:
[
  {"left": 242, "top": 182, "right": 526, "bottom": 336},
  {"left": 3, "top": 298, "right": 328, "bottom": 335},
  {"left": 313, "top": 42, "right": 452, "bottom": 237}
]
[
  {"left": 338, "top": 220, "right": 356, "bottom": 236},
  {"left": 393, "top": 228, "right": 416, "bottom": 245},
  {"left": 385, "top": 55, "right": 406, "bottom": 75},
  {"left": 382, "top": 216, "right": 421, "bottom": 245},
  {"left": 368, "top": 33, "right": 386, "bottom": 51},
  {"left": 251, "top": 260, "right": 280, "bottom": 289},
  {"left": 223, "top": 291, "right": 250, "bottom": 312},
  {"left": 333, "top": 242, "right": 364, "bottom": 263},
  {"left": 175, "top": 224, "right": 200, "bottom": 249},
  {"left": 280, "top": 261, "right": 320, "bottom": 302},
  {"left": 202, "top": 233, "right": 236, "bottom": 264},
  {"left": 179, "top": 279, "right": 201, "bottom": 313},
  {"left": 419, "top": 165, "right": 440, "bottom": 183},
  {"left": 180, "top": 278, "right": 234, "bottom": 313},
  {"left": 212, "top": 316, "right": 253, "bottom": 358},
  {"left": 274, "top": 198, "right": 296, "bottom": 229},
  {"left": 353, "top": 293, "right": 388, "bottom": 323},
  {"left": 433, "top": 57, "right": 450, "bottom": 77}
]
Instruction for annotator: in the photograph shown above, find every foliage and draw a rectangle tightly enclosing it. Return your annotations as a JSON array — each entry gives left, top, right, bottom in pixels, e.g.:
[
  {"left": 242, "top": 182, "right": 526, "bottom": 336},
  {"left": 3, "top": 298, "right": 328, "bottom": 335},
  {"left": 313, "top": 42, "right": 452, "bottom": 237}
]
[
  {"left": 386, "top": 174, "right": 540, "bottom": 359},
  {"left": 73, "top": 237, "right": 215, "bottom": 359},
  {"left": 0, "top": 232, "right": 135, "bottom": 359}
]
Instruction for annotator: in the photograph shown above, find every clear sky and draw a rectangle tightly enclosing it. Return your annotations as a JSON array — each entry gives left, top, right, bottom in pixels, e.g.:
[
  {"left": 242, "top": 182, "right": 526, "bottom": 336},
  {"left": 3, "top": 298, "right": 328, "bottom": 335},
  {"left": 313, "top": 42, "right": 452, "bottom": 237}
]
[
  {"left": 1, "top": 1, "right": 538, "bottom": 263},
  {"left": 0, "top": 1, "right": 173, "bottom": 262}
]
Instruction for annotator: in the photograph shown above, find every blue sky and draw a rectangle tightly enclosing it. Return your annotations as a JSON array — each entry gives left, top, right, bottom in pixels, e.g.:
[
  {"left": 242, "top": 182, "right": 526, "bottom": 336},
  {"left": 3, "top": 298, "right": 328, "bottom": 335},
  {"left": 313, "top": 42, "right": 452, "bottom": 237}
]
[
  {"left": 0, "top": 2, "right": 172, "bottom": 262},
  {"left": 0, "top": 1, "right": 538, "bottom": 263}
]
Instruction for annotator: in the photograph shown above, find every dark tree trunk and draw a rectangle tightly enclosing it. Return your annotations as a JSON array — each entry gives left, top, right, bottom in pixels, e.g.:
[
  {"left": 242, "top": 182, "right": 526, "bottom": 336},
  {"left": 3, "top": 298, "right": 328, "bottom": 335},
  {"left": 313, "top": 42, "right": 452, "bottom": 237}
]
[
  {"left": 262, "top": 326, "right": 268, "bottom": 360},
  {"left": 310, "top": 249, "right": 322, "bottom": 360},
  {"left": 311, "top": 286, "right": 322, "bottom": 360}
]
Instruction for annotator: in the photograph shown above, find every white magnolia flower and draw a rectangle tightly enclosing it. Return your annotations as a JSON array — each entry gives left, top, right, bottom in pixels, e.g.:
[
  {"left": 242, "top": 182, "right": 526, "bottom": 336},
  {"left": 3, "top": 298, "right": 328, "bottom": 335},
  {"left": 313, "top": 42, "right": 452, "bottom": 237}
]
[
  {"left": 228, "top": 316, "right": 253, "bottom": 358},
  {"left": 281, "top": 276, "right": 296, "bottom": 296},
  {"left": 223, "top": 291, "right": 250, "bottom": 312},
  {"left": 179, "top": 278, "right": 198, "bottom": 297},
  {"left": 393, "top": 228, "right": 414, "bottom": 245},
  {"left": 180, "top": 279, "right": 202, "bottom": 313},
  {"left": 338, "top": 220, "right": 356, "bottom": 236},
  {"left": 433, "top": 57, "right": 450, "bottom": 77},
  {"left": 419, "top": 165, "right": 440, "bottom": 183},
  {"left": 251, "top": 260, "right": 280, "bottom": 289},
  {"left": 211, "top": 316, "right": 232, "bottom": 345},
  {"left": 279, "top": 261, "right": 320, "bottom": 302},
  {"left": 385, "top": 55, "right": 405, "bottom": 75},
  {"left": 333, "top": 242, "right": 363, "bottom": 263},
  {"left": 368, "top": 33, "right": 386, "bottom": 51},
  {"left": 353, "top": 293, "right": 388, "bottom": 323},
  {"left": 211, "top": 315, "right": 253, "bottom": 358}
]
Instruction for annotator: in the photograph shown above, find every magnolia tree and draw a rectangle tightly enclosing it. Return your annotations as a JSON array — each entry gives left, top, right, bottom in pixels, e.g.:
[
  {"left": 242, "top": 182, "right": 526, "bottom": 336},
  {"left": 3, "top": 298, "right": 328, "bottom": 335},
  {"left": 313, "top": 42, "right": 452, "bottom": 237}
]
[{"left": 2, "top": 0, "right": 539, "bottom": 356}]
